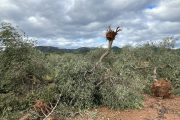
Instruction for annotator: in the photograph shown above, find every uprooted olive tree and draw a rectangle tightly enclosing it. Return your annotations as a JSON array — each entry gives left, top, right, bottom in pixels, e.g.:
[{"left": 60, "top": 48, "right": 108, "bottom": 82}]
[
  {"left": 91, "top": 25, "right": 122, "bottom": 87},
  {"left": 121, "top": 36, "right": 180, "bottom": 98},
  {"left": 0, "top": 22, "right": 55, "bottom": 119},
  {"left": 54, "top": 25, "right": 145, "bottom": 119}
]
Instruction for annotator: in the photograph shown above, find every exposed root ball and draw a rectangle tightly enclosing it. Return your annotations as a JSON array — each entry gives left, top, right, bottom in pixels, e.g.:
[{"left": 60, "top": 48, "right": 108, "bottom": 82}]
[
  {"left": 106, "top": 26, "right": 122, "bottom": 41},
  {"left": 33, "top": 99, "right": 50, "bottom": 114},
  {"left": 151, "top": 79, "right": 172, "bottom": 98}
]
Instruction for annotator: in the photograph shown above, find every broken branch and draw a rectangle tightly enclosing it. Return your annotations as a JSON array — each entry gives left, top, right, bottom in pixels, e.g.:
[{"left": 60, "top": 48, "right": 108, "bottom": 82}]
[
  {"left": 43, "top": 91, "right": 62, "bottom": 120},
  {"left": 95, "top": 74, "right": 108, "bottom": 88}
]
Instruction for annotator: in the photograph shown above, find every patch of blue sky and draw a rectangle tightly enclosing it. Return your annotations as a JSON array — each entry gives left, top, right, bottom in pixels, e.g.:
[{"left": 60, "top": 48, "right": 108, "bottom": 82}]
[
  {"left": 147, "top": 5, "right": 157, "bottom": 9},
  {"left": 97, "top": 39, "right": 106, "bottom": 42}
]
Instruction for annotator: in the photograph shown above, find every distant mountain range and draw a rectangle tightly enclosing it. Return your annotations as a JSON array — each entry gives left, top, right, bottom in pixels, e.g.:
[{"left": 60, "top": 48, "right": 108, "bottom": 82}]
[{"left": 35, "top": 46, "right": 122, "bottom": 53}]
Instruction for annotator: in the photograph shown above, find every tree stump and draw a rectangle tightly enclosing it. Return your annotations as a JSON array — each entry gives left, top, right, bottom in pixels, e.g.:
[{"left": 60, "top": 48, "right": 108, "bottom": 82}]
[{"left": 151, "top": 79, "right": 172, "bottom": 98}]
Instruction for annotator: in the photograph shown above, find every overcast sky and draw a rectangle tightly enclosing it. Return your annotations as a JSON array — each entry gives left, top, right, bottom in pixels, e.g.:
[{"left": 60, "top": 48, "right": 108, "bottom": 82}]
[{"left": 1, "top": 0, "right": 180, "bottom": 49}]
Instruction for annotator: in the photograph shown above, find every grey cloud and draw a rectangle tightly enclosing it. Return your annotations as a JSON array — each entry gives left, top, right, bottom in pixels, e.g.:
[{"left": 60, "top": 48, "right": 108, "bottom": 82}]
[{"left": 0, "top": 0, "right": 179, "bottom": 49}]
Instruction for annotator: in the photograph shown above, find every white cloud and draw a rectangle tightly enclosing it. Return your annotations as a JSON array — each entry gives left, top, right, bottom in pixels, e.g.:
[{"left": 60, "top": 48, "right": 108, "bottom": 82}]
[{"left": 145, "top": 0, "right": 180, "bottom": 22}]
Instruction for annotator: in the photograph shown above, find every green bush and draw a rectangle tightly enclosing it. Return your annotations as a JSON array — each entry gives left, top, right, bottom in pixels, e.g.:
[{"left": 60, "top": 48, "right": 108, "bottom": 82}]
[
  {"left": 55, "top": 53, "right": 95, "bottom": 110},
  {"left": 0, "top": 22, "right": 52, "bottom": 119},
  {"left": 100, "top": 84, "right": 144, "bottom": 110}
]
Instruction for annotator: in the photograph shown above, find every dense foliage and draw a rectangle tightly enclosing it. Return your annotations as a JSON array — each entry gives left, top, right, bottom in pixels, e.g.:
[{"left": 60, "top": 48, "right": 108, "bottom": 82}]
[{"left": 0, "top": 23, "right": 53, "bottom": 119}]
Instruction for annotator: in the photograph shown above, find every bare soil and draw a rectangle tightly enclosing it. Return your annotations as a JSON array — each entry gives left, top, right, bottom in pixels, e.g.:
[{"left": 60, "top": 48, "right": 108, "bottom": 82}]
[
  {"left": 15, "top": 94, "right": 180, "bottom": 120},
  {"left": 68, "top": 94, "right": 180, "bottom": 120}
]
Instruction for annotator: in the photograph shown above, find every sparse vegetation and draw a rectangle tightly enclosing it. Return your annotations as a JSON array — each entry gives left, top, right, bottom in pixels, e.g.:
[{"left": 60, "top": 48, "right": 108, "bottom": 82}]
[{"left": 0, "top": 23, "right": 180, "bottom": 120}]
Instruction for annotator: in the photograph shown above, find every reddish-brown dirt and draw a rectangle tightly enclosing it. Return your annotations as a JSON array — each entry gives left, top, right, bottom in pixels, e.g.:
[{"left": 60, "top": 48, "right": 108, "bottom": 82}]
[{"left": 68, "top": 94, "right": 180, "bottom": 120}]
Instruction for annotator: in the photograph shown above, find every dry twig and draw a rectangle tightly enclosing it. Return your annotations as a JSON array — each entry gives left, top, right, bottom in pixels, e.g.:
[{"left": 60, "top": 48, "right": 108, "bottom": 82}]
[{"left": 43, "top": 91, "right": 63, "bottom": 120}]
